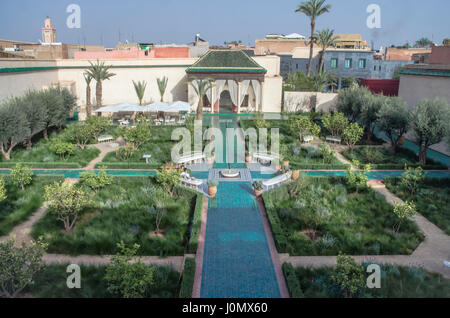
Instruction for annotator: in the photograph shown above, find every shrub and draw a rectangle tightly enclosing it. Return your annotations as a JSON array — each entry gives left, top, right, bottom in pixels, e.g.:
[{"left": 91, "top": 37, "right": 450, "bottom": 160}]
[
  {"left": 115, "top": 143, "right": 135, "bottom": 161},
  {"left": 10, "top": 163, "right": 33, "bottom": 190},
  {"left": 44, "top": 181, "right": 92, "bottom": 232},
  {"left": 156, "top": 164, "right": 181, "bottom": 196},
  {"left": 0, "top": 177, "right": 6, "bottom": 202},
  {"left": 207, "top": 180, "right": 219, "bottom": 187},
  {"left": 79, "top": 167, "right": 113, "bottom": 193},
  {"left": 118, "top": 123, "right": 152, "bottom": 149},
  {"left": 342, "top": 122, "right": 364, "bottom": 153},
  {"left": 282, "top": 263, "right": 304, "bottom": 298},
  {"left": 322, "top": 112, "right": 348, "bottom": 137},
  {"left": 400, "top": 165, "right": 425, "bottom": 195},
  {"left": 49, "top": 139, "right": 75, "bottom": 160},
  {"left": 331, "top": 253, "right": 365, "bottom": 298},
  {"left": 393, "top": 201, "right": 417, "bottom": 233},
  {"left": 252, "top": 180, "right": 263, "bottom": 190},
  {"left": 179, "top": 257, "right": 196, "bottom": 298}
]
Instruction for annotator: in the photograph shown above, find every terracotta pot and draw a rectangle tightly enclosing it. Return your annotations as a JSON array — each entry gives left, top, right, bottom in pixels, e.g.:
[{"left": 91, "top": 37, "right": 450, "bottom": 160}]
[
  {"left": 398, "top": 136, "right": 405, "bottom": 146},
  {"left": 283, "top": 160, "right": 290, "bottom": 167},
  {"left": 254, "top": 189, "right": 263, "bottom": 197},
  {"left": 208, "top": 186, "right": 217, "bottom": 197},
  {"left": 276, "top": 164, "right": 282, "bottom": 171},
  {"left": 245, "top": 155, "right": 252, "bottom": 163},
  {"left": 292, "top": 170, "right": 300, "bottom": 180}
]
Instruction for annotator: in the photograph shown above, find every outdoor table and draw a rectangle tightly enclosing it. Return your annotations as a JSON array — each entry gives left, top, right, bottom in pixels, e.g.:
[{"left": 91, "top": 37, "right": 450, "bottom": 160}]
[{"left": 143, "top": 154, "right": 152, "bottom": 164}]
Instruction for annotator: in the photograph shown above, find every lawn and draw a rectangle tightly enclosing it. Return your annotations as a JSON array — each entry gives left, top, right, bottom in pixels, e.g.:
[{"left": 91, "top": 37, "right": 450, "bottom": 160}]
[
  {"left": 0, "top": 175, "right": 64, "bottom": 236},
  {"left": 0, "top": 128, "right": 100, "bottom": 168},
  {"left": 284, "top": 263, "right": 450, "bottom": 298},
  {"left": 263, "top": 176, "right": 423, "bottom": 256},
  {"left": 385, "top": 177, "right": 450, "bottom": 235},
  {"left": 31, "top": 176, "right": 200, "bottom": 256},
  {"left": 342, "top": 146, "right": 446, "bottom": 170},
  {"left": 28, "top": 264, "right": 180, "bottom": 298}
]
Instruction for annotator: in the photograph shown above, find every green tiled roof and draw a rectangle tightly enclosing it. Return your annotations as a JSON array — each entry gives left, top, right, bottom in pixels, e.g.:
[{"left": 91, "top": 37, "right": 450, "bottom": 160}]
[
  {"left": 186, "top": 50, "right": 267, "bottom": 74},
  {"left": 400, "top": 68, "right": 450, "bottom": 78}
]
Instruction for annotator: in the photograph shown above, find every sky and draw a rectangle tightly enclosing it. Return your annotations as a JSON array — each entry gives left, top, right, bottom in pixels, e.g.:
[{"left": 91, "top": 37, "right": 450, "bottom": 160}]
[{"left": 1, "top": 0, "right": 449, "bottom": 49}]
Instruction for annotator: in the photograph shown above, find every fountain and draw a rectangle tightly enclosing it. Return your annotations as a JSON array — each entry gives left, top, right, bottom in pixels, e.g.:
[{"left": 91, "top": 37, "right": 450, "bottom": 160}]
[{"left": 220, "top": 169, "right": 240, "bottom": 178}]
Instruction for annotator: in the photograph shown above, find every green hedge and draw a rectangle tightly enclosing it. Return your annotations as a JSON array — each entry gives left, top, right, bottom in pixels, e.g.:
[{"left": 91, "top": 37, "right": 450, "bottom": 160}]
[
  {"left": 262, "top": 193, "right": 287, "bottom": 252},
  {"left": 189, "top": 193, "right": 204, "bottom": 253},
  {"left": 282, "top": 263, "right": 304, "bottom": 298},
  {"left": 179, "top": 257, "right": 196, "bottom": 298},
  {"left": 0, "top": 162, "right": 82, "bottom": 168},
  {"left": 290, "top": 162, "right": 349, "bottom": 170},
  {"left": 95, "top": 162, "right": 160, "bottom": 169},
  {"left": 370, "top": 164, "right": 447, "bottom": 170}
]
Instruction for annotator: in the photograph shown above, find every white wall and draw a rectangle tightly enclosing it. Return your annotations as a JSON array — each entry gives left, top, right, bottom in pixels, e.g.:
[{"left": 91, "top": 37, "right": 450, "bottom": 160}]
[{"left": 284, "top": 91, "right": 338, "bottom": 113}]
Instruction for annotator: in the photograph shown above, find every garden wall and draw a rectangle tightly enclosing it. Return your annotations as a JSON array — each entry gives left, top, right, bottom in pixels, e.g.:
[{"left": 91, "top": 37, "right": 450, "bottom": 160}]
[{"left": 283, "top": 91, "right": 338, "bottom": 113}]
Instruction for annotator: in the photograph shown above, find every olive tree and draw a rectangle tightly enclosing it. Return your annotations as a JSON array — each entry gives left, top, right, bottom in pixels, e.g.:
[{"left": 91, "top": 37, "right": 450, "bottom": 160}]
[
  {"left": 337, "top": 86, "right": 373, "bottom": 123},
  {"left": 376, "top": 97, "right": 410, "bottom": 153},
  {"left": 410, "top": 98, "right": 450, "bottom": 165},
  {"left": 0, "top": 237, "right": 47, "bottom": 298},
  {"left": 361, "top": 94, "right": 384, "bottom": 142},
  {"left": 0, "top": 100, "right": 29, "bottom": 160},
  {"left": 321, "top": 112, "right": 348, "bottom": 138},
  {"left": 21, "top": 91, "right": 48, "bottom": 150}
]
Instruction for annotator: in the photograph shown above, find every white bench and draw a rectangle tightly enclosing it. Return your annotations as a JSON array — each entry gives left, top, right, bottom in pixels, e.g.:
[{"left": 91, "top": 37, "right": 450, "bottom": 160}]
[
  {"left": 303, "top": 135, "right": 314, "bottom": 143},
  {"left": 174, "top": 152, "right": 206, "bottom": 165},
  {"left": 262, "top": 171, "right": 292, "bottom": 190},
  {"left": 252, "top": 152, "right": 280, "bottom": 164},
  {"left": 180, "top": 178, "right": 203, "bottom": 190},
  {"left": 326, "top": 136, "right": 341, "bottom": 144},
  {"left": 97, "top": 135, "right": 114, "bottom": 143}
]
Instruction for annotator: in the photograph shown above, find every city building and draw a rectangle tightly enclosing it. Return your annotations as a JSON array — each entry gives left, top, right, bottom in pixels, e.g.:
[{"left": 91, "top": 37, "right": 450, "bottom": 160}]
[{"left": 385, "top": 47, "right": 432, "bottom": 61}]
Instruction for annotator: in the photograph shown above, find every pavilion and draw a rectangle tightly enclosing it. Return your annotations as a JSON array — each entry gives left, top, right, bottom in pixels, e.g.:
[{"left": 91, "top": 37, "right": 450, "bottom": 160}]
[{"left": 186, "top": 50, "right": 267, "bottom": 113}]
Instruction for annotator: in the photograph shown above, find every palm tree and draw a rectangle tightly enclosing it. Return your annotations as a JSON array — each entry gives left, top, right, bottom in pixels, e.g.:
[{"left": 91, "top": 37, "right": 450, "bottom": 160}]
[
  {"left": 85, "top": 60, "right": 116, "bottom": 109},
  {"left": 315, "top": 28, "right": 338, "bottom": 73},
  {"left": 308, "top": 71, "right": 331, "bottom": 92},
  {"left": 295, "top": 0, "right": 332, "bottom": 77},
  {"left": 132, "top": 80, "right": 147, "bottom": 105},
  {"left": 190, "top": 78, "right": 212, "bottom": 121},
  {"left": 83, "top": 72, "right": 93, "bottom": 116},
  {"left": 414, "top": 37, "right": 431, "bottom": 48},
  {"left": 156, "top": 76, "right": 168, "bottom": 102}
]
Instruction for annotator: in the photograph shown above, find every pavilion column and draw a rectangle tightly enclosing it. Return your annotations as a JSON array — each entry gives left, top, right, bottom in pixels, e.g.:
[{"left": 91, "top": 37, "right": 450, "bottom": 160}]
[
  {"left": 237, "top": 81, "right": 241, "bottom": 114},
  {"left": 210, "top": 81, "right": 215, "bottom": 113},
  {"left": 260, "top": 81, "right": 264, "bottom": 112}
]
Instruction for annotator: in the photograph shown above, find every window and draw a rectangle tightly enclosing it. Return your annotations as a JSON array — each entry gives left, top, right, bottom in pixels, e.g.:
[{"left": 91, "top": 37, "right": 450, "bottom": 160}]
[
  {"left": 374, "top": 65, "right": 377, "bottom": 71},
  {"left": 242, "top": 95, "right": 249, "bottom": 107},
  {"left": 379, "top": 65, "right": 381, "bottom": 71},
  {"left": 358, "top": 59, "right": 366, "bottom": 69},
  {"left": 344, "top": 58, "right": 352, "bottom": 69},
  {"left": 296, "top": 64, "right": 299, "bottom": 70},
  {"left": 330, "top": 58, "right": 338, "bottom": 69},
  {"left": 202, "top": 95, "right": 211, "bottom": 108}
]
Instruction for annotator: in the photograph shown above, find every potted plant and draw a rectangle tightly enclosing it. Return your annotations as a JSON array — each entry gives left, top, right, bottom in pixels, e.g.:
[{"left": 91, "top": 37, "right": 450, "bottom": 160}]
[
  {"left": 245, "top": 150, "right": 252, "bottom": 163},
  {"left": 207, "top": 180, "right": 219, "bottom": 197},
  {"left": 252, "top": 180, "right": 264, "bottom": 197},
  {"left": 291, "top": 165, "right": 300, "bottom": 181}
]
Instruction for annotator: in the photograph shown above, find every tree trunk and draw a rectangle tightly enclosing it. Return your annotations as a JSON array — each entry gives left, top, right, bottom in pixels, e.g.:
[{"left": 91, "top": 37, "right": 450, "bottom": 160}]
[
  {"left": 1, "top": 145, "right": 11, "bottom": 161},
  {"left": 421, "top": 146, "right": 428, "bottom": 166},
  {"left": 26, "top": 137, "right": 32, "bottom": 150},
  {"left": 319, "top": 51, "right": 325, "bottom": 73},
  {"left": 196, "top": 96, "right": 204, "bottom": 121},
  {"left": 43, "top": 126, "right": 48, "bottom": 140},
  {"left": 306, "top": 22, "right": 315, "bottom": 77},
  {"left": 86, "top": 86, "right": 91, "bottom": 116},
  {"left": 96, "top": 80, "right": 102, "bottom": 108}
]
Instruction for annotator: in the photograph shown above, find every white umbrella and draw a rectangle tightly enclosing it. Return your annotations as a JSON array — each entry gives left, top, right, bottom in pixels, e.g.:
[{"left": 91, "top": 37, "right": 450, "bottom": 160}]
[
  {"left": 95, "top": 103, "right": 141, "bottom": 113},
  {"left": 167, "top": 101, "right": 191, "bottom": 112},
  {"left": 145, "top": 101, "right": 170, "bottom": 112}
]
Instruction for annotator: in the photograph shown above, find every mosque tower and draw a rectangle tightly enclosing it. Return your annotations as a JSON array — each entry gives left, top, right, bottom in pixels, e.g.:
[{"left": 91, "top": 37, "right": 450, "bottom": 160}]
[{"left": 42, "top": 16, "right": 57, "bottom": 43}]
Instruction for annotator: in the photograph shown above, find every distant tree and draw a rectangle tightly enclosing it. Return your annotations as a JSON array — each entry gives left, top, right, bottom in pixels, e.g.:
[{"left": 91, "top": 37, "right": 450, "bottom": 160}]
[
  {"left": 105, "top": 242, "right": 156, "bottom": 298},
  {"left": 289, "top": 114, "right": 321, "bottom": 142},
  {"left": 11, "top": 163, "right": 33, "bottom": 190},
  {"left": 0, "top": 237, "right": 47, "bottom": 298},
  {"left": 315, "top": 28, "right": 338, "bottom": 73},
  {"left": 410, "top": 98, "right": 450, "bottom": 165},
  {"left": 85, "top": 115, "right": 111, "bottom": 140},
  {"left": 84, "top": 73, "right": 93, "bottom": 116},
  {"left": 49, "top": 139, "right": 75, "bottom": 160},
  {"left": 156, "top": 77, "right": 168, "bottom": 102},
  {"left": 443, "top": 38, "right": 450, "bottom": 46},
  {"left": 337, "top": 86, "right": 372, "bottom": 122},
  {"left": 308, "top": 71, "right": 333, "bottom": 92},
  {"left": 284, "top": 71, "right": 313, "bottom": 91},
  {"left": 56, "top": 86, "right": 77, "bottom": 130},
  {"left": 414, "top": 37, "right": 431, "bottom": 48},
  {"left": 190, "top": 78, "right": 212, "bottom": 121},
  {"left": 0, "top": 99, "right": 30, "bottom": 160},
  {"left": 393, "top": 201, "right": 417, "bottom": 233},
  {"left": 64, "top": 123, "right": 94, "bottom": 150},
  {"left": 342, "top": 122, "right": 364, "bottom": 153},
  {"left": 118, "top": 122, "right": 151, "bottom": 149},
  {"left": 331, "top": 253, "right": 365, "bottom": 298},
  {"left": 44, "top": 181, "right": 91, "bottom": 232},
  {"left": 295, "top": 0, "right": 332, "bottom": 76},
  {"left": 132, "top": 80, "right": 147, "bottom": 105},
  {"left": 376, "top": 97, "right": 410, "bottom": 153},
  {"left": 322, "top": 112, "right": 349, "bottom": 138},
  {"left": 361, "top": 94, "right": 384, "bottom": 142},
  {"left": 156, "top": 164, "right": 181, "bottom": 196},
  {"left": 400, "top": 165, "right": 425, "bottom": 196},
  {"left": 21, "top": 91, "right": 48, "bottom": 150},
  {"left": 85, "top": 60, "right": 116, "bottom": 108}
]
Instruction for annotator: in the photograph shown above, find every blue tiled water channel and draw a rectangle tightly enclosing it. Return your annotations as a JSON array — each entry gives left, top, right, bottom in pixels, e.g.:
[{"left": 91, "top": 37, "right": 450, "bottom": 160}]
[{"left": 201, "top": 182, "right": 280, "bottom": 298}]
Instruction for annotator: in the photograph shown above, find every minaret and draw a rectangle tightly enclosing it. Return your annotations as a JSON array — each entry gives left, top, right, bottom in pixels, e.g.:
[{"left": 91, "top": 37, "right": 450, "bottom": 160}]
[{"left": 42, "top": 16, "right": 57, "bottom": 43}]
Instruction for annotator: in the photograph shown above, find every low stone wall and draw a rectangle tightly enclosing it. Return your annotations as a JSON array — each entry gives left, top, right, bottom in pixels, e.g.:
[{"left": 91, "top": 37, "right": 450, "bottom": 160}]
[{"left": 284, "top": 91, "right": 338, "bottom": 113}]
